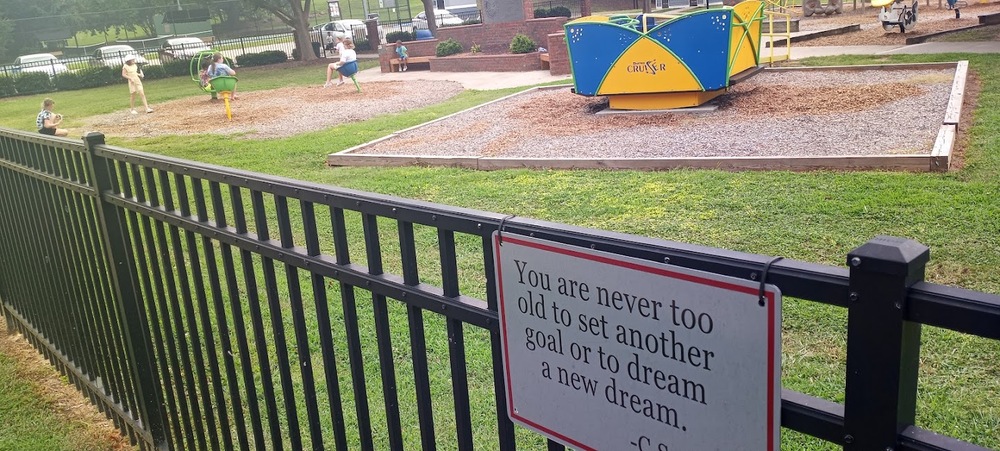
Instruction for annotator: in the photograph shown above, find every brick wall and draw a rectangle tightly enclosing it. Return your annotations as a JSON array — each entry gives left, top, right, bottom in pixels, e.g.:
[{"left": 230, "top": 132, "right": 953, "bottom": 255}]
[
  {"left": 379, "top": 39, "right": 439, "bottom": 73},
  {"left": 435, "top": 17, "right": 567, "bottom": 54},
  {"left": 546, "top": 32, "right": 570, "bottom": 76},
  {"left": 429, "top": 52, "right": 544, "bottom": 72}
]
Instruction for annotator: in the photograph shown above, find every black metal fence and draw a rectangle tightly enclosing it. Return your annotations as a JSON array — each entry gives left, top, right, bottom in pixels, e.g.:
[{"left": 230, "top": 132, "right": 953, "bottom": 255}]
[{"left": 0, "top": 128, "right": 997, "bottom": 450}]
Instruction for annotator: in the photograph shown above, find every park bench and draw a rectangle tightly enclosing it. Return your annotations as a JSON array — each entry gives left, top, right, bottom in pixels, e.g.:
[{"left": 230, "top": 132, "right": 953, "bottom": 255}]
[{"left": 390, "top": 55, "right": 431, "bottom": 72}]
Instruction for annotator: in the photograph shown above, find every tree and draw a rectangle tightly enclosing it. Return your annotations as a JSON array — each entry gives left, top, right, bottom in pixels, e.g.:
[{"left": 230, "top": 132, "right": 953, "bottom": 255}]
[
  {"left": 421, "top": 0, "right": 438, "bottom": 34},
  {"left": 242, "top": 0, "right": 318, "bottom": 61}
]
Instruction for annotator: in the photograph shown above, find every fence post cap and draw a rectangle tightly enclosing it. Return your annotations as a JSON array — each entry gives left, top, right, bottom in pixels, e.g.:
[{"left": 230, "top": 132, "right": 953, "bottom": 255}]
[
  {"left": 847, "top": 235, "right": 929, "bottom": 276},
  {"left": 82, "top": 131, "right": 106, "bottom": 146}
]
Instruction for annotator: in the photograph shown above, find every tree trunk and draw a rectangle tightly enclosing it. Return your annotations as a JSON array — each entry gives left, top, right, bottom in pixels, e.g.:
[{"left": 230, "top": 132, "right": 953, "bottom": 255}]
[
  {"left": 295, "top": 14, "right": 318, "bottom": 61},
  {"left": 288, "top": 0, "right": 318, "bottom": 61},
  {"left": 421, "top": 0, "right": 438, "bottom": 34}
]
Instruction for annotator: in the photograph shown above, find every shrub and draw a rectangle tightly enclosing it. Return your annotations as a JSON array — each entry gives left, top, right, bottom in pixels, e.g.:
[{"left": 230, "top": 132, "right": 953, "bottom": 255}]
[
  {"left": 509, "top": 33, "right": 537, "bottom": 54},
  {"left": 470, "top": 43, "right": 482, "bottom": 54},
  {"left": 139, "top": 64, "right": 168, "bottom": 80},
  {"left": 53, "top": 66, "right": 119, "bottom": 91},
  {"left": 354, "top": 38, "right": 372, "bottom": 51},
  {"left": 534, "top": 7, "right": 550, "bottom": 18},
  {"left": 386, "top": 31, "right": 414, "bottom": 43},
  {"left": 160, "top": 60, "right": 192, "bottom": 77},
  {"left": 14, "top": 72, "right": 54, "bottom": 95},
  {"left": 549, "top": 6, "right": 572, "bottom": 17},
  {"left": 0, "top": 76, "right": 16, "bottom": 97},
  {"left": 435, "top": 38, "right": 463, "bottom": 57},
  {"left": 238, "top": 50, "right": 288, "bottom": 67}
]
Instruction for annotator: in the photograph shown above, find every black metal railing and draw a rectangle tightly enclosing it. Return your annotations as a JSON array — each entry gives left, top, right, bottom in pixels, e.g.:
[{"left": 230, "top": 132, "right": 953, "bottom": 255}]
[{"left": 0, "top": 128, "right": 997, "bottom": 450}]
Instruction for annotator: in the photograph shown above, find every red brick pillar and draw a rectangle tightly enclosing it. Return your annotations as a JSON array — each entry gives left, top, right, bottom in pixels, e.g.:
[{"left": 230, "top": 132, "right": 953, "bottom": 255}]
[
  {"left": 547, "top": 32, "right": 570, "bottom": 75},
  {"left": 581, "top": 0, "right": 592, "bottom": 17},
  {"left": 523, "top": 0, "right": 535, "bottom": 20}
]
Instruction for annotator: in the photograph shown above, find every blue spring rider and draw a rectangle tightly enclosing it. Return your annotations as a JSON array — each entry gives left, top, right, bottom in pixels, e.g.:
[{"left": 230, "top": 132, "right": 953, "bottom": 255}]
[
  {"left": 337, "top": 60, "right": 361, "bottom": 93},
  {"left": 190, "top": 50, "right": 239, "bottom": 120}
]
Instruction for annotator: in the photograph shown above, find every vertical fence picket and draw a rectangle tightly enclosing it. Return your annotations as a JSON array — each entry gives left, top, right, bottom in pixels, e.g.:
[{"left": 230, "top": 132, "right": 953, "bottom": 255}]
[
  {"left": 169, "top": 171, "right": 215, "bottom": 450},
  {"left": 438, "top": 230, "right": 474, "bottom": 450},
  {"left": 361, "top": 213, "right": 404, "bottom": 450},
  {"left": 274, "top": 195, "right": 319, "bottom": 450},
  {"left": 302, "top": 201, "right": 350, "bottom": 451},
  {"left": 260, "top": 194, "right": 303, "bottom": 450},
  {"left": 190, "top": 178, "right": 232, "bottom": 451},
  {"left": 331, "top": 206, "right": 375, "bottom": 451},
  {"left": 481, "top": 234, "right": 517, "bottom": 451},
  {"left": 226, "top": 185, "right": 267, "bottom": 450},
  {"left": 140, "top": 167, "right": 190, "bottom": 450},
  {"left": 154, "top": 169, "right": 201, "bottom": 451},
  {"left": 400, "top": 221, "right": 437, "bottom": 451},
  {"left": 207, "top": 180, "right": 248, "bottom": 451},
  {"left": 243, "top": 189, "right": 284, "bottom": 450}
]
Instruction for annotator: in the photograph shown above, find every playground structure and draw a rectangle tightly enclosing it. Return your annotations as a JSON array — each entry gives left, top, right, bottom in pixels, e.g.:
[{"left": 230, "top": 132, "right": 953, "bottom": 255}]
[
  {"left": 803, "top": 0, "right": 844, "bottom": 16},
  {"left": 874, "top": 0, "right": 920, "bottom": 32},
  {"left": 190, "top": 50, "right": 239, "bottom": 120},
  {"left": 563, "top": 1, "right": 774, "bottom": 110}
]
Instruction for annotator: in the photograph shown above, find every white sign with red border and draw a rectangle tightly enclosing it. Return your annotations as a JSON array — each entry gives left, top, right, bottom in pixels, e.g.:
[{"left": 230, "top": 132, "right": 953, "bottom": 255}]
[{"left": 494, "top": 232, "right": 780, "bottom": 451}]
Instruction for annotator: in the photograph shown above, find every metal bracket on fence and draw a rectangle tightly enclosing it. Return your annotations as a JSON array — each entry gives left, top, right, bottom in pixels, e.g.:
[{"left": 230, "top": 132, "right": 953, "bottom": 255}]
[
  {"left": 497, "top": 215, "right": 516, "bottom": 245},
  {"left": 758, "top": 256, "right": 783, "bottom": 306}
]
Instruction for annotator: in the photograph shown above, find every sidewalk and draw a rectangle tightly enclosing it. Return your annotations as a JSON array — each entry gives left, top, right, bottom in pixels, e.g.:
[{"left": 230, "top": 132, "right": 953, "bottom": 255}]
[{"left": 354, "top": 41, "right": 997, "bottom": 91}]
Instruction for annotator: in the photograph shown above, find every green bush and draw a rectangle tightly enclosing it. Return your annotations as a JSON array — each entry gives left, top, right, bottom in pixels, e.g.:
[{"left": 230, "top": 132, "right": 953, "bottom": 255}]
[
  {"left": 435, "top": 38, "right": 463, "bottom": 57},
  {"left": 386, "top": 31, "right": 414, "bottom": 43},
  {"left": 535, "top": 6, "right": 572, "bottom": 18},
  {"left": 53, "top": 66, "right": 120, "bottom": 91},
  {"left": 509, "top": 33, "right": 537, "bottom": 54},
  {"left": 160, "top": 60, "right": 193, "bottom": 77},
  {"left": 238, "top": 50, "right": 288, "bottom": 67},
  {"left": 354, "top": 38, "right": 372, "bottom": 52},
  {"left": 14, "top": 73, "right": 54, "bottom": 95},
  {"left": 139, "top": 64, "right": 168, "bottom": 80},
  {"left": 0, "top": 76, "right": 16, "bottom": 97},
  {"left": 549, "top": 6, "right": 572, "bottom": 17}
]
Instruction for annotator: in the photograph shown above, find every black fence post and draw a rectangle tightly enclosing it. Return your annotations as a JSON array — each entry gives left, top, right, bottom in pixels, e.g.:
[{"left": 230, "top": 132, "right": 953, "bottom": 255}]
[
  {"left": 83, "top": 132, "right": 168, "bottom": 450},
  {"left": 843, "top": 235, "right": 928, "bottom": 450}
]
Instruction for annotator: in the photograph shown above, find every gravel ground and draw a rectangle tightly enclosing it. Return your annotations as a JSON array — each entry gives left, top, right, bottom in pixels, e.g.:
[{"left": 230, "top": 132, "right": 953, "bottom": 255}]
[
  {"left": 353, "top": 69, "right": 956, "bottom": 158},
  {"left": 791, "top": 0, "right": 1000, "bottom": 45},
  {"left": 84, "top": 80, "right": 465, "bottom": 139}
]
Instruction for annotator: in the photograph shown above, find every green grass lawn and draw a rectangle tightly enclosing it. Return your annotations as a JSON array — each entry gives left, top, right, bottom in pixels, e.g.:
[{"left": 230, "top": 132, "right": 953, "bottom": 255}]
[
  {"left": 0, "top": 53, "right": 997, "bottom": 450},
  {"left": 0, "top": 322, "right": 127, "bottom": 450}
]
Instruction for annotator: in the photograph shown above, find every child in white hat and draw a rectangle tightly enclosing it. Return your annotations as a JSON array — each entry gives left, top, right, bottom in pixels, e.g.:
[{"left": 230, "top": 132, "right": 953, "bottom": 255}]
[{"left": 121, "top": 54, "right": 153, "bottom": 114}]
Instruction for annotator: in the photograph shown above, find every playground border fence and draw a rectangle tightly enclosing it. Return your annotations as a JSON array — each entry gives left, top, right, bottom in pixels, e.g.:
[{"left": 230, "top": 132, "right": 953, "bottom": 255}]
[{"left": 0, "top": 128, "right": 997, "bottom": 450}]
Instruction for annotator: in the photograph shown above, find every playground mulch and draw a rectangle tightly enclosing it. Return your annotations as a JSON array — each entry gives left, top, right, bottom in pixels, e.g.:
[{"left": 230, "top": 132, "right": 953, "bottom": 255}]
[
  {"left": 348, "top": 68, "right": 960, "bottom": 159},
  {"left": 82, "top": 80, "right": 464, "bottom": 139},
  {"left": 793, "top": 0, "right": 1000, "bottom": 45}
]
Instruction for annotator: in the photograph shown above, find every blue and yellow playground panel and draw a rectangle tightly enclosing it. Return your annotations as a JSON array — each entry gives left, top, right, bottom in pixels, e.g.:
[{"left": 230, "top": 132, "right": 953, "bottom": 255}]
[{"left": 565, "top": 1, "right": 765, "bottom": 110}]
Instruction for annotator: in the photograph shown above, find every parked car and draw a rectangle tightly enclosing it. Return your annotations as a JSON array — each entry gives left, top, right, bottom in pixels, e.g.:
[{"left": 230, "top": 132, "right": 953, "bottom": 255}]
[
  {"left": 158, "top": 37, "right": 212, "bottom": 63},
  {"left": 311, "top": 19, "right": 366, "bottom": 49},
  {"left": 12, "top": 53, "right": 69, "bottom": 77},
  {"left": 412, "top": 9, "right": 465, "bottom": 30},
  {"left": 93, "top": 45, "right": 148, "bottom": 67}
]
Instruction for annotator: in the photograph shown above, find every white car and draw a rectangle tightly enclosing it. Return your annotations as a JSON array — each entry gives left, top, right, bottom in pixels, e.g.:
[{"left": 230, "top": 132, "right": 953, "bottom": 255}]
[
  {"left": 93, "top": 45, "right": 148, "bottom": 67},
  {"left": 158, "top": 37, "right": 212, "bottom": 62},
  {"left": 311, "top": 19, "right": 366, "bottom": 49},
  {"left": 13, "top": 53, "right": 69, "bottom": 77},
  {"left": 412, "top": 9, "right": 465, "bottom": 30}
]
